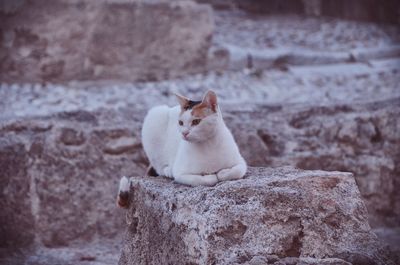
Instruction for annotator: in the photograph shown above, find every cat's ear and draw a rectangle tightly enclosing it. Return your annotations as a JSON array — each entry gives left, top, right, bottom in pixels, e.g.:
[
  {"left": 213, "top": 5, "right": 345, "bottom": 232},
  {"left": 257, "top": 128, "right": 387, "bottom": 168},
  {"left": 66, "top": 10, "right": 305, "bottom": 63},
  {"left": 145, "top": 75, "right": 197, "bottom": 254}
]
[
  {"left": 174, "top": 92, "right": 190, "bottom": 109},
  {"left": 202, "top": 90, "right": 218, "bottom": 112}
]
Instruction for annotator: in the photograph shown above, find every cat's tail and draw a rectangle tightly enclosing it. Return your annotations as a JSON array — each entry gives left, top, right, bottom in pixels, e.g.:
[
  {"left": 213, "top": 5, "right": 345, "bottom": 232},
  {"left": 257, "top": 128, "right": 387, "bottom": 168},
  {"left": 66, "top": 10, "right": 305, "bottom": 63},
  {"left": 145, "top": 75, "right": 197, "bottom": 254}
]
[{"left": 117, "top": 176, "right": 130, "bottom": 208}]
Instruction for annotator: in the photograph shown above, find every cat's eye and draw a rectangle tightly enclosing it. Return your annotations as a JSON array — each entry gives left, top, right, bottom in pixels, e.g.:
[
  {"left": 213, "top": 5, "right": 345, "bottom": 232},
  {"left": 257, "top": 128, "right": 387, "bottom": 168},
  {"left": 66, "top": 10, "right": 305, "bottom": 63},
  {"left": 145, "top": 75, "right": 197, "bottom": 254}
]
[
  {"left": 191, "top": 119, "right": 201, "bottom": 126},
  {"left": 178, "top": 120, "right": 183, "bottom": 126}
]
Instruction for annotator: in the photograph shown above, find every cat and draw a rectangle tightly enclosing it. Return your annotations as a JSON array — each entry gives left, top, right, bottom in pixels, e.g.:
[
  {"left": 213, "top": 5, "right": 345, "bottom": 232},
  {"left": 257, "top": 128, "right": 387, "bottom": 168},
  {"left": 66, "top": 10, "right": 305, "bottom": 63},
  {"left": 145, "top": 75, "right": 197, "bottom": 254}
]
[{"left": 117, "top": 90, "right": 247, "bottom": 207}]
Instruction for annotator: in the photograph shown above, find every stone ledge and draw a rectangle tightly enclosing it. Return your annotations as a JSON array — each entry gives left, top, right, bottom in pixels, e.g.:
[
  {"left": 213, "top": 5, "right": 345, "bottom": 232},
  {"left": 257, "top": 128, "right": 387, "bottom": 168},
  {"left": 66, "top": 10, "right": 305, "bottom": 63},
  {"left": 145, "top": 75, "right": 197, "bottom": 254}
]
[
  {"left": 207, "top": 43, "right": 400, "bottom": 72},
  {"left": 119, "top": 167, "right": 391, "bottom": 265}
]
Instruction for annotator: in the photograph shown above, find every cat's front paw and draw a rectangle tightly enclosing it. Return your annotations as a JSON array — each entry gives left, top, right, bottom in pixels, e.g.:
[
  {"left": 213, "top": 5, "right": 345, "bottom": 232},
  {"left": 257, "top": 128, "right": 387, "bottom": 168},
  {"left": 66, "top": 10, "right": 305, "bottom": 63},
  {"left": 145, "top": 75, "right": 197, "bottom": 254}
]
[
  {"left": 163, "top": 166, "right": 174, "bottom": 179},
  {"left": 202, "top": 174, "right": 219, "bottom": 187},
  {"left": 174, "top": 174, "right": 218, "bottom": 187},
  {"left": 217, "top": 168, "right": 232, "bottom": 181}
]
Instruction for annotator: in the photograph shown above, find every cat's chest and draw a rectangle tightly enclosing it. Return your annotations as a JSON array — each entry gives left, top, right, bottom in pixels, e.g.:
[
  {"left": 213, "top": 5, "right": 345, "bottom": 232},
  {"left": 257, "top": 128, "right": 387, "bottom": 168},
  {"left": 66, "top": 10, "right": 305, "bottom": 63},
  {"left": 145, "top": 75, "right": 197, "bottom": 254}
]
[{"left": 174, "top": 141, "right": 236, "bottom": 174}]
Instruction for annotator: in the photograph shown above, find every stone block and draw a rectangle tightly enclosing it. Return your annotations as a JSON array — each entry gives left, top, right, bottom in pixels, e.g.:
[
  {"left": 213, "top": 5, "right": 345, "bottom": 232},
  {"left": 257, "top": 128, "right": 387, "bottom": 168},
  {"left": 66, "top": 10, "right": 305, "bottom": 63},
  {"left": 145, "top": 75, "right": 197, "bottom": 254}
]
[
  {"left": 0, "top": 0, "right": 213, "bottom": 82},
  {"left": 119, "top": 167, "right": 389, "bottom": 265}
]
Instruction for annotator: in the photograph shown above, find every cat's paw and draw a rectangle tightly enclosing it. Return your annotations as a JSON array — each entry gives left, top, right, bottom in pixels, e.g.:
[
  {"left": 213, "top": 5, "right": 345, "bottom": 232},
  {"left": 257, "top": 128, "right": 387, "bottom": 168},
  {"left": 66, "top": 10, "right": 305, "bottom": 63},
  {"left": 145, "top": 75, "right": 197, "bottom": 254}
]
[
  {"left": 163, "top": 166, "right": 174, "bottom": 179},
  {"left": 174, "top": 174, "right": 218, "bottom": 187},
  {"left": 217, "top": 168, "right": 232, "bottom": 181},
  {"left": 202, "top": 174, "right": 219, "bottom": 187}
]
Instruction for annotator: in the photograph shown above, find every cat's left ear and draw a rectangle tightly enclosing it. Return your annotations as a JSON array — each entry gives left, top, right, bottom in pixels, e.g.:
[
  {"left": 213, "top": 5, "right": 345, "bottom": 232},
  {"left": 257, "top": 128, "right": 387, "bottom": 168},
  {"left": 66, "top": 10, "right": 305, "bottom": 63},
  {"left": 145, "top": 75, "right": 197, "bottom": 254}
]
[
  {"left": 174, "top": 92, "right": 190, "bottom": 109},
  {"left": 202, "top": 90, "right": 218, "bottom": 112}
]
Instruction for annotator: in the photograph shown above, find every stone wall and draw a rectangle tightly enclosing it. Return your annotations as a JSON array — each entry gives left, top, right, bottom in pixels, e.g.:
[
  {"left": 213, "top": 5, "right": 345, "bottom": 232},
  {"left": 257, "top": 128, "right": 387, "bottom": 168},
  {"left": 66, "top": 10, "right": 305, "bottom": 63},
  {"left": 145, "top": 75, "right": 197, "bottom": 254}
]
[
  {"left": 227, "top": 99, "right": 400, "bottom": 228},
  {"left": 0, "top": 109, "right": 148, "bottom": 249},
  {"left": 0, "top": 0, "right": 213, "bottom": 83},
  {"left": 1, "top": 97, "right": 398, "bottom": 252}
]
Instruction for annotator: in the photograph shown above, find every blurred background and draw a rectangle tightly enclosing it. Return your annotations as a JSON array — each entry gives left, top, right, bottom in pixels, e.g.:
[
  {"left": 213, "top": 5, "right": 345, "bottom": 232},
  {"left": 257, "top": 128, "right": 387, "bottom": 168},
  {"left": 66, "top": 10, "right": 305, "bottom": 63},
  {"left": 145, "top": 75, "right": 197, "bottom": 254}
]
[{"left": 0, "top": 0, "right": 399, "bottom": 264}]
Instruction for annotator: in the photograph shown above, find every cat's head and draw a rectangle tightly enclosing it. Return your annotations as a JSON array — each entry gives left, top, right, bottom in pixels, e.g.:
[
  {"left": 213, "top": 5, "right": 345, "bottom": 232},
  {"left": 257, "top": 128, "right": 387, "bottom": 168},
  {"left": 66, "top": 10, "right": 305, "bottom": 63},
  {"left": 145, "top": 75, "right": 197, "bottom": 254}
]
[{"left": 175, "top": 90, "right": 220, "bottom": 143}]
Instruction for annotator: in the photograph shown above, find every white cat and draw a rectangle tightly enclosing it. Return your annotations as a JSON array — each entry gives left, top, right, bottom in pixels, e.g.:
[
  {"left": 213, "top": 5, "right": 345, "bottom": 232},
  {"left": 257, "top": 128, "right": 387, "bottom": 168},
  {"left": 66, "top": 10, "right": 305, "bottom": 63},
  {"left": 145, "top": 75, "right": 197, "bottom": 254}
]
[{"left": 117, "top": 90, "right": 246, "bottom": 207}]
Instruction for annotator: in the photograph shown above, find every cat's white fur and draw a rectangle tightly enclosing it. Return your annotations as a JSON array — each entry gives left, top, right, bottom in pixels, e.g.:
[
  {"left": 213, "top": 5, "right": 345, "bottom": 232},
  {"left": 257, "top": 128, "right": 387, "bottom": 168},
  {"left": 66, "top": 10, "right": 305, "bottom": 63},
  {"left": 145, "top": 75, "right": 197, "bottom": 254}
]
[{"left": 141, "top": 90, "right": 247, "bottom": 186}]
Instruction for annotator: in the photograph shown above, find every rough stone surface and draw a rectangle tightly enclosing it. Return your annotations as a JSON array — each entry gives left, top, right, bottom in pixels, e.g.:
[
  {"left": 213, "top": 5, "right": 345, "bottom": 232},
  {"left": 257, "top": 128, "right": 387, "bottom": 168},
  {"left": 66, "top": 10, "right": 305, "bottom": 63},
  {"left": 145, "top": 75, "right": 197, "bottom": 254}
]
[
  {"left": 119, "top": 167, "right": 391, "bottom": 265},
  {"left": 0, "top": 0, "right": 213, "bottom": 82},
  {"left": 217, "top": 12, "right": 399, "bottom": 51},
  {"left": 1, "top": 96, "right": 398, "bottom": 264},
  {"left": 0, "top": 139, "right": 35, "bottom": 249},
  {"left": 207, "top": 10, "right": 400, "bottom": 72},
  {"left": 0, "top": 108, "right": 148, "bottom": 249},
  {"left": 227, "top": 99, "right": 400, "bottom": 228}
]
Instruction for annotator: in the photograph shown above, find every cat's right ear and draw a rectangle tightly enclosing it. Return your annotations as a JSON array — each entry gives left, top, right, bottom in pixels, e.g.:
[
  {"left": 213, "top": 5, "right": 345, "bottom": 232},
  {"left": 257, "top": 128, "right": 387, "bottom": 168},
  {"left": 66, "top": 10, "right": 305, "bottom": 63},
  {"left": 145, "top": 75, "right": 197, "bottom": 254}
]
[
  {"left": 202, "top": 90, "right": 218, "bottom": 112},
  {"left": 174, "top": 93, "right": 190, "bottom": 109}
]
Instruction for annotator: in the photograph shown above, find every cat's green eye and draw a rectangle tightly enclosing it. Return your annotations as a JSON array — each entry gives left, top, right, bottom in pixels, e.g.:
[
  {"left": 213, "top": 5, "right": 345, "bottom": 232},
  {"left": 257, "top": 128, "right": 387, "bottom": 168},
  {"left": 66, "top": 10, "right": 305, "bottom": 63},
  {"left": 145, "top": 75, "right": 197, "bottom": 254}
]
[
  {"left": 178, "top": 120, "right": 183, "bottom": 126},
  {"left": 191, "top": 119, "right": 201, "bottom": 126}
]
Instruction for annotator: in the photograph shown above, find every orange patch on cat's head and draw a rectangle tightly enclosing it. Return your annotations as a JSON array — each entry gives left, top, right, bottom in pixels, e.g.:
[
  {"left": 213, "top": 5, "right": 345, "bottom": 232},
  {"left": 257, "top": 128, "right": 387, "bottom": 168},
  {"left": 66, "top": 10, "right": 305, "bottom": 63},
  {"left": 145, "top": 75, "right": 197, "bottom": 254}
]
[
  {"left": 192, "top": 90, "right": 218, "bottom": 117},
  {"left": 175, "top": 90, "right": 218, "bottom": 117},
  {"left": 191, "top": 103, "right": 210, "bottom": 118}
]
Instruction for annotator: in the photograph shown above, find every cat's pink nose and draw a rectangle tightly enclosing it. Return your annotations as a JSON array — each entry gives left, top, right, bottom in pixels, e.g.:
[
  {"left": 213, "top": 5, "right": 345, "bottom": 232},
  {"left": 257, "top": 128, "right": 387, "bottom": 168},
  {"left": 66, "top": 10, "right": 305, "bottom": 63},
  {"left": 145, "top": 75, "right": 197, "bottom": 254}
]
[{"left": 182, "top": 132, "right": 189, "bottom": 138}]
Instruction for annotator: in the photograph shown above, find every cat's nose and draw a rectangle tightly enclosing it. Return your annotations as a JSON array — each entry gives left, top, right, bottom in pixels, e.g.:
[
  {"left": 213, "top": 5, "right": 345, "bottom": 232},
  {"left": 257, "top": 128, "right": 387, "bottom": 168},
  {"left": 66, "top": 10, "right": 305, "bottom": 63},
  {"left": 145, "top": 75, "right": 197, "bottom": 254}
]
[{"left": 182, "top": 132, "right": 189, "bottom": 138}]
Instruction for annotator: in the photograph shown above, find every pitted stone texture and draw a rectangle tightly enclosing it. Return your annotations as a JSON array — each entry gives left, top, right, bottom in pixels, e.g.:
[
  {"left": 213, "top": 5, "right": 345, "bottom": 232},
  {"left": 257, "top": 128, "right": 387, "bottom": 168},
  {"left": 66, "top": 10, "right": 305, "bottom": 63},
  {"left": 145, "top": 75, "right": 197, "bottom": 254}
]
[
  {"left": 0, "top": 139, "right": 35, "bottom": 249},
  {"left": 119, "top": 167, "right": 390, "bottom": 265},
  {"left": 0, "top": 0, "right": 213, "bottom": 82},
  {"left": 0, "top": 108, "right": 148, "bottom": 248},
  {"left": 226, "top": 99, "right": 400, "bottom": 228}
]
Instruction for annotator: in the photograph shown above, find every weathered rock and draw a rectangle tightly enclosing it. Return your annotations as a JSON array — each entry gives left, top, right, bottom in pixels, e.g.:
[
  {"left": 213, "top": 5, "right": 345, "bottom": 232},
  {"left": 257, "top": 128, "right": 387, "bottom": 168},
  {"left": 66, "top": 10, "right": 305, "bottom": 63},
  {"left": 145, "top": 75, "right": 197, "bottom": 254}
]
[
  {"left": 207, "top": 44, "right": 355, "bottom": 71},
  {"left": 0, "top": 0, "right": 213, "bottom": 82},
  {"left": 212, "top": 7, "right": 400, "bottom": 57},
  {"left": 350, "top": 45, "right": 400, "bottom": 62},
  {"left": 1, "top": 88, "right": 398, "bottom": 250},
  {"left": 224, "top": 99, "right": 400, "bottom": 229},
  {"left": 0, "top": 139, "right": 35, "bottom": 249},
  {"left": 59, "top": 127, "right": 86, "bottom": 146},
  {"left": 104, "top": 137, "right": 141, "bottom": 156},
  {"left": 119, "top": 167, "right": 390, "bottom": 265},
  {"left": 0, "top": 93, "right": 398, "bottom": 263},
  {"left": 0, "top": 108, "right": 148, "bottom": 248}
]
